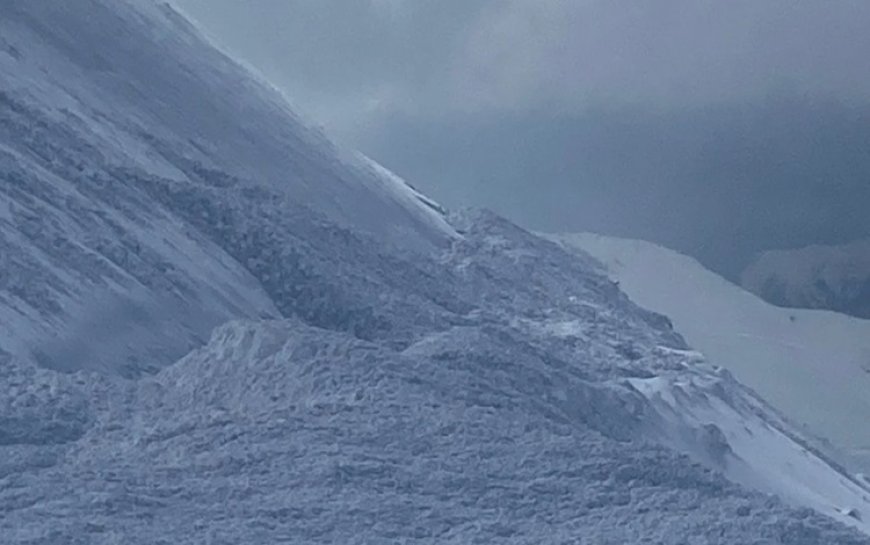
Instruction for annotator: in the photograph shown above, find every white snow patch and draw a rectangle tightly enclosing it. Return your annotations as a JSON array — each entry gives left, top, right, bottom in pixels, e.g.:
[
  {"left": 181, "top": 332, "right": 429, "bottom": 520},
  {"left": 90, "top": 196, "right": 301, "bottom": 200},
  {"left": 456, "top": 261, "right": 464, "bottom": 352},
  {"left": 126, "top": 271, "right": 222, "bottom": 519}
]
[
  {"left": 556, "top": 233, "right": 870, "bottom": 474},
  {"left": 353, "top": 153, "right": 459, "bottom": 240},
  {"left": 629, "top": 372, "right": 870, "bottom": 534}
]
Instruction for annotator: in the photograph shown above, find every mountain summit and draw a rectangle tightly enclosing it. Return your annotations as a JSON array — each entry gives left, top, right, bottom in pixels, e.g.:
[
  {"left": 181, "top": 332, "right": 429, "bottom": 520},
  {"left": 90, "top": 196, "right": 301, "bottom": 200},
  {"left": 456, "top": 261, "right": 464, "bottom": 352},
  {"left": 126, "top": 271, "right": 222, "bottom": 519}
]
[{"left": 1, "top": 1, "right": 869, "bottom": 543}]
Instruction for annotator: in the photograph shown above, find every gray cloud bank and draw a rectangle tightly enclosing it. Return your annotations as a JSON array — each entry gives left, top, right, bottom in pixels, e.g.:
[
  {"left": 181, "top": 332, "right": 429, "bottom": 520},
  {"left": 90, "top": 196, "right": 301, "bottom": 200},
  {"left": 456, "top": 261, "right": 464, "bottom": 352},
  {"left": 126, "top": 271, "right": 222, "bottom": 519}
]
[
  {"left": 173, "top": 0, "right": 870, "bottom": 278},
  {"left": 364, "top": 99, "right": 870, "bottom": 278}
]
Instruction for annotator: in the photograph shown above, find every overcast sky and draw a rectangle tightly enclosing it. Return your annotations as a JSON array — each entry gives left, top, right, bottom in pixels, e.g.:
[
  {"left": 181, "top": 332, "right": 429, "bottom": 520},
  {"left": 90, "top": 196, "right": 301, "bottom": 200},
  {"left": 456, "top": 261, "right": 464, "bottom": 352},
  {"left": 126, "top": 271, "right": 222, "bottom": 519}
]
[{"left": 172, "top": 0, "right": 870, "bottom": 277}]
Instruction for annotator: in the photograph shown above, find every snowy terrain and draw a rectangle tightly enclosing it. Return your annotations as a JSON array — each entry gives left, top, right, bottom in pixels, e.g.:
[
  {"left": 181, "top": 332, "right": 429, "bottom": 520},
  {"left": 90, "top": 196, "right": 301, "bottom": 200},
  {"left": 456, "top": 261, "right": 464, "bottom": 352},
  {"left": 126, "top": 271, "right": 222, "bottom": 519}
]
[
  {"left": 741, "top": 239, "right": 870, "bottom": 319},
  {"left": 1, "top": 0, "right": 870, "bottom": 542},
  {"left": 556, "top": 233, "right": 870, "bottom": 474},
  {"left": 0, "top": 0, "right": 456, "bottom": 376}
]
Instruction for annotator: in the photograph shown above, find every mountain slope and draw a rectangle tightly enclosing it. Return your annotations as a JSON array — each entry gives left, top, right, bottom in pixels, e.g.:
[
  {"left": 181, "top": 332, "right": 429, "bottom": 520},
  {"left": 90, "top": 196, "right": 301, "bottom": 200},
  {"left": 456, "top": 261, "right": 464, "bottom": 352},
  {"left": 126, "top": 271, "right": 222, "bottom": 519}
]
[
  {"left": 741, "top": 239, "right": 870, "bottom": 319},
  {"left": 1, "top": 1, "right": 870, "bottom": 542},
  {"left": 2, "top": 0, "right": 456, "bottom": 246},
  {"left": 4, "top": 212, "right": 870, "bottom": 543},
  {"left": 0, "top": 0, "right": 455, "bottom": 375},
  {"left": 556, "top": 233, "right": 870, "bottom": 474}
]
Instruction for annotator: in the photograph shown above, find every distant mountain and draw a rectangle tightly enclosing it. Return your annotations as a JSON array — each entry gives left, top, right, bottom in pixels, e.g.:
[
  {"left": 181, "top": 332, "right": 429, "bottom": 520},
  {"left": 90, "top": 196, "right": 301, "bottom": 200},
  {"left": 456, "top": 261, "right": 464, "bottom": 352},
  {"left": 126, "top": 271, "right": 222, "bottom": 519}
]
[
  {"left": 2, "top": 1, "right": 870, "bottom": 542},
  {"left": 556, "top": 233, "right": 870, "bottom": 474},
  {"left": 741, "top": 239, "right": 870, "bottom": 319}
]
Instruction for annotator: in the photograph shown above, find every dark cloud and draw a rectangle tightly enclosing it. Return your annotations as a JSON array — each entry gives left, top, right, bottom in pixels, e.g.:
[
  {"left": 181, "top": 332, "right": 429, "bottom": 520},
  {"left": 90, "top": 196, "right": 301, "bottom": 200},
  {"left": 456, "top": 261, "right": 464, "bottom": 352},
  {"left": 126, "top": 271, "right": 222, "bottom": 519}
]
[
  {"left": 172, "top": 0, "right": 499, "bottom": 134},
  {"left": 171, "top": 0, "right": 870, "bottom": 278},
  {"left": 362, "top": 99, "right": 870, "bottom": 278},
  {"left": 174, "top": 0, "right": 870, "bottom": 127}
]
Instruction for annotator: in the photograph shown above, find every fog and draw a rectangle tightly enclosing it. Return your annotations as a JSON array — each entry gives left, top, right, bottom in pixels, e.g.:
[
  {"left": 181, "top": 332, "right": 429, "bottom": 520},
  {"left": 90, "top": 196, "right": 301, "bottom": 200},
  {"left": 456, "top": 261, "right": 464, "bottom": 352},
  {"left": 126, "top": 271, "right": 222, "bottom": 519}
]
[{"left": 172, "top": 0, "right": 870, "bottom": 278}]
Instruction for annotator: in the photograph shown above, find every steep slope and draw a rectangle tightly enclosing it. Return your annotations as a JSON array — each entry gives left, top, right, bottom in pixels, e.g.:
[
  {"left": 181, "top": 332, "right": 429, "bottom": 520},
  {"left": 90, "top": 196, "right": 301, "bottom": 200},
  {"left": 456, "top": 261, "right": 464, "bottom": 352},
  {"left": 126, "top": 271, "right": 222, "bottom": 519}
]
[
  {"left": 1, "top": 0, "right": 455, "bottom": 245},
  {"left": 555, "top": 233, "right": 870, "bottom": 474},
  {"left": 0, "top": 0, "right": 455, "bottom": 375},
  {"left": 4, "top": 213, "right": 870, "bottom": 543},
  {"left": 741, "top": 239, "right": 870, "bottom": 319}
]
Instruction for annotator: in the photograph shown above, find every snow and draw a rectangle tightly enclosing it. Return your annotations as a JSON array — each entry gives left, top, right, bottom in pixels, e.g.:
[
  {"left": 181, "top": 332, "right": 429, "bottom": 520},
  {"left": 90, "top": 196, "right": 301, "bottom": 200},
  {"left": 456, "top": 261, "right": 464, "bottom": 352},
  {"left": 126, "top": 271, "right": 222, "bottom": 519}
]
[
  {"left": 353, "top": 153, "right": 459, "bottom": 239},
  {"left": 628, "top": 370, "right": 870, "bottom": 534},
  {"left": 6, "top": 204, "right": 870, "bottom": 541},
  {"left": 2, "top": 0, "right": 870, "bottom": 542},
  {"left": 0, "top": 0, "right": 454, "bottom": 253},
  {"left": 0, "top": 0, "right": 455, "bottom": 375},
  {"left": 555, "top": 233, "right": 870, "bottom": 474}
]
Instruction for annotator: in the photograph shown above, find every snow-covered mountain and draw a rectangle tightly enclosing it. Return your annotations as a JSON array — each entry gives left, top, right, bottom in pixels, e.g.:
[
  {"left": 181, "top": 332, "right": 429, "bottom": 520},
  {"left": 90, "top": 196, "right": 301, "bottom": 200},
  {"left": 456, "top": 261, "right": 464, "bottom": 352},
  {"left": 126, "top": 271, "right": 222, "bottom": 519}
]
[
  {"left": 556, "top": 233, "right": 870, "bottom": 475},
  {"left": 0, "top": 0, "right": 456, "bottom": 376},
  {"left": 2, "top": 1, "right": 870, "bottom": 542},
  {"left": 741, "top": 239, "right": 870, "bottom": 319}
]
